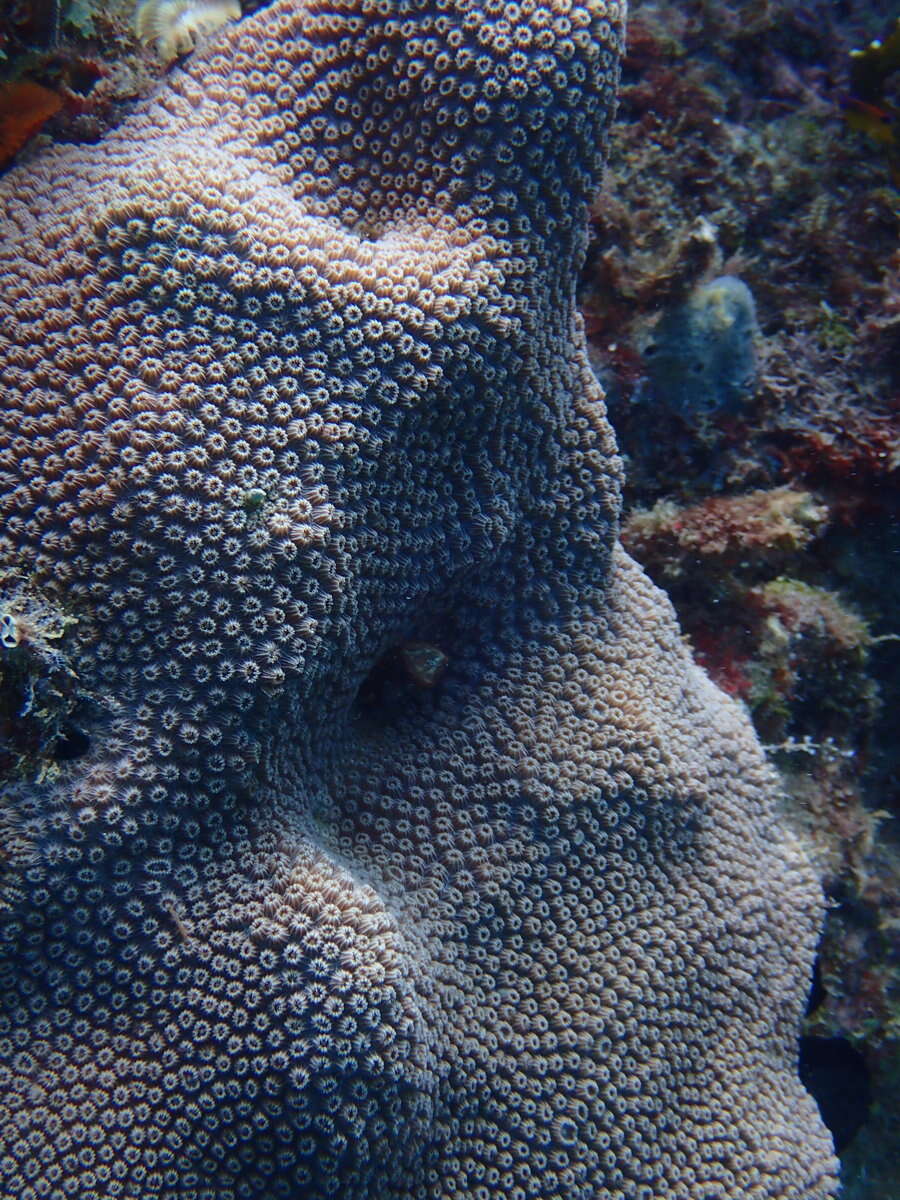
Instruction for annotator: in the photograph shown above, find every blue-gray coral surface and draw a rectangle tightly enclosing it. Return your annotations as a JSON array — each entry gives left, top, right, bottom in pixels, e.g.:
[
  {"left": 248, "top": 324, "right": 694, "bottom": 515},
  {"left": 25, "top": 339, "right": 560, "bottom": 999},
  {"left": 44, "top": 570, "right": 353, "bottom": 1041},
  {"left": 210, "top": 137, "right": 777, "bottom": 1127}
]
[{"left": 0, "top": 0, "right": 839, "bottom": 1197}]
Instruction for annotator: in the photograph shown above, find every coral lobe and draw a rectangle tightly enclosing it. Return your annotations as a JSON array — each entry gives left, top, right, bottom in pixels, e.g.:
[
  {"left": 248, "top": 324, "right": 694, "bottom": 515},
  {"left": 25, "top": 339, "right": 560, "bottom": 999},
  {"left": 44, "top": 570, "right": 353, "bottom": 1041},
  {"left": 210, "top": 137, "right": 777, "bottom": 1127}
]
[{"left": 0, "top": 0, "right": 838, "bottom": 1197}]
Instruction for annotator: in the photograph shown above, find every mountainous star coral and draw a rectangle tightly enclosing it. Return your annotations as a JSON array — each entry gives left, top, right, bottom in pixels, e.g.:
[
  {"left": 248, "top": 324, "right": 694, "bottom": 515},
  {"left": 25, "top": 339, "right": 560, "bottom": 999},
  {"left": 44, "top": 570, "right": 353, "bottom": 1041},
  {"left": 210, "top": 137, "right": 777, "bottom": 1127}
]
[{"left": 0, "top": 0, "right": 839, "bottom": 1197}]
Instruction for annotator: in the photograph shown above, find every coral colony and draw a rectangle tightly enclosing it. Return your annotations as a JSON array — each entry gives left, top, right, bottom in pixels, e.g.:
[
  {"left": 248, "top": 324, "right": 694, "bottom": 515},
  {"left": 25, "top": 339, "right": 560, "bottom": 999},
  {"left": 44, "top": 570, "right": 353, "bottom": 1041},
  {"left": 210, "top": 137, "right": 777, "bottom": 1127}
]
[{"left": 1, "top": 1, "right": 838, "bottom": 1198}]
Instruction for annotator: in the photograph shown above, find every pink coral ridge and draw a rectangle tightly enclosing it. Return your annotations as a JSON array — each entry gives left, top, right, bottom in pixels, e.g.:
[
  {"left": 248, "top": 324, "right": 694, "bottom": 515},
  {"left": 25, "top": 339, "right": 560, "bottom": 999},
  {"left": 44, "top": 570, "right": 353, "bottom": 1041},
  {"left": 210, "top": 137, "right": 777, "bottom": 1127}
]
[{"left": 0, "top": 0, "right": 838, "bottom": 1197}]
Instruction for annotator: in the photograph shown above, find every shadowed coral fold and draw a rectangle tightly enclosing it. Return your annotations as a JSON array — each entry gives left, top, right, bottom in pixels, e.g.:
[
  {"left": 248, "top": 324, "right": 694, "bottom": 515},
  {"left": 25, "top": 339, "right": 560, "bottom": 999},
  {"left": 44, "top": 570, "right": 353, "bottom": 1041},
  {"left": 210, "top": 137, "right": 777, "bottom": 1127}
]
[{"left": 0, "top": 0, "right": 838, "bottom": 1197}]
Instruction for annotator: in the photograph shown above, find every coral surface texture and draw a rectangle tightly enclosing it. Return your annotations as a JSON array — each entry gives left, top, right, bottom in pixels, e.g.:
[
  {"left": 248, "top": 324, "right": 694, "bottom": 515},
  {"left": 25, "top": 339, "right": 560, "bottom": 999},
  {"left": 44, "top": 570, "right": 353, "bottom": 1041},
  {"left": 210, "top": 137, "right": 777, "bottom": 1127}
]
[{"left": 0, "top": 0, "right": 839, "bottom": 1197}]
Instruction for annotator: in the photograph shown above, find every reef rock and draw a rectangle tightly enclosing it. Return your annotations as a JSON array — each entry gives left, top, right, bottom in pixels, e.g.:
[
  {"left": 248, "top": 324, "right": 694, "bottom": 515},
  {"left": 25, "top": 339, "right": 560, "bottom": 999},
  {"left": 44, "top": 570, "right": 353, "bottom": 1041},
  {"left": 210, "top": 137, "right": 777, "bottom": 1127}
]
[{"left": 0, "top": 0, "right": 837, "bottom": 1197}]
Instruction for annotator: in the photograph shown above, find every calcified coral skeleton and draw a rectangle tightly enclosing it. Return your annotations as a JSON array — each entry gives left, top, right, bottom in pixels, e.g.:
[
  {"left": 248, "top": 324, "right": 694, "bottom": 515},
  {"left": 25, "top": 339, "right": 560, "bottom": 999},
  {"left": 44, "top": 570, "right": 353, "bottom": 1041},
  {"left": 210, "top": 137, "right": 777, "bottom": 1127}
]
[{"left": 0, "top": 0, "right": 837, "bottom": 1197}]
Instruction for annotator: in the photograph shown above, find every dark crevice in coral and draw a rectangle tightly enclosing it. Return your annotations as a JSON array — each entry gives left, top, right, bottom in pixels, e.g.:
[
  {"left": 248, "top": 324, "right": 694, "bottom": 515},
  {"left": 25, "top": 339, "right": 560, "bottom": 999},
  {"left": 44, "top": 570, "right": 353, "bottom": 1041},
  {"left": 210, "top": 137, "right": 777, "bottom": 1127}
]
[
  {"left": 52, "top": 725, "right": 91, "bottom": 761},
  {"left": 807, "top": 956, "right": 827, "bottom": 1016},
  {"left": 353, "top": 648, "right": 414, "bottom": 722},
  {"left": 799, "top": 1035, "right": 871, "bottom": 1153}
]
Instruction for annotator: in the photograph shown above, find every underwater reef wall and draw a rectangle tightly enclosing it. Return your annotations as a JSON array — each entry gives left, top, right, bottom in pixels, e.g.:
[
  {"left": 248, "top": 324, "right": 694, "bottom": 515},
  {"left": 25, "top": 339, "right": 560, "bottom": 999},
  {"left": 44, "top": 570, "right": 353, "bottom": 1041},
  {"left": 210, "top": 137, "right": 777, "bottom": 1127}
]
[
  {"left": 582, "top": 2, "right": 900, "bottom": 1192},
  {"left": 0, "top": 0, "right": 839, "bottom": 1197}
]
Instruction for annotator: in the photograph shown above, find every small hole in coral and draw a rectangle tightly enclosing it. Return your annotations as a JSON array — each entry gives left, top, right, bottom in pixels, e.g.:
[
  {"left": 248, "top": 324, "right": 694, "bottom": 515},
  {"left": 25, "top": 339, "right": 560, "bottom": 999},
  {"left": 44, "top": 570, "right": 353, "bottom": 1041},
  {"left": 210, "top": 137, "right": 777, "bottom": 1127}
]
[
  {"left": 53, "top": 725, "right": 91, "bottom": 760},
  {"left": 66, "top": 61, "right": 103, "bottom": 98},
  {"left": 354, "top": 649, "right": 406, "bottom": 718}
]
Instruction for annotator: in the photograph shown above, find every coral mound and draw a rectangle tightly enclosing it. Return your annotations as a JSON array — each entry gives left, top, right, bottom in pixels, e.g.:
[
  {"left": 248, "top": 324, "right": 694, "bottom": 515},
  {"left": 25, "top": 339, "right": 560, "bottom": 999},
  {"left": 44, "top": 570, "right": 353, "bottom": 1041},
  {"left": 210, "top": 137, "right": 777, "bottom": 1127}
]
[{"left": 0, "top": 1, "right": 837, "bottom": 1197}]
